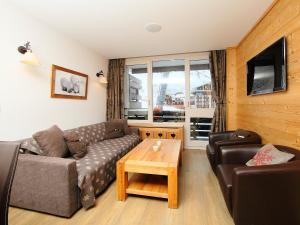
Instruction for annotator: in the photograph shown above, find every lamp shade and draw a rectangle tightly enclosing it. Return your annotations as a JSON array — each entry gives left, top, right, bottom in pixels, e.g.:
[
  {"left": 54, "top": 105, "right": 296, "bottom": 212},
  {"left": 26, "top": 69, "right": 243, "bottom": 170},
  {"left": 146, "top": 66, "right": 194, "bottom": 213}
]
[
  {"left": 20, "top": 52, "right": 40, "bottom": 66},
  {"left": 99, "top": 76, "right": 108, "bottom": 84}
]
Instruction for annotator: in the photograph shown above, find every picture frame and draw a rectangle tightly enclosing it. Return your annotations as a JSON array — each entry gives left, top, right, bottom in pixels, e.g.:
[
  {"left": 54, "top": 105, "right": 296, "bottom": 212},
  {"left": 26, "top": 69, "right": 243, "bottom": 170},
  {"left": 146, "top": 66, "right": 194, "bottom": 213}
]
[{"left": 51, "top": 65, "right": 88, "bottom": 100}]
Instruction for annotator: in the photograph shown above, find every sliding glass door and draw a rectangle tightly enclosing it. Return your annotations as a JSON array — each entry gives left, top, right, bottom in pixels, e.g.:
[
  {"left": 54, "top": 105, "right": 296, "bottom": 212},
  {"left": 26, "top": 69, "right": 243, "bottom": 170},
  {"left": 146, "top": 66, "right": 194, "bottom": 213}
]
[{"left": 185, "top": 59, "right": 215, "bottom": 148}]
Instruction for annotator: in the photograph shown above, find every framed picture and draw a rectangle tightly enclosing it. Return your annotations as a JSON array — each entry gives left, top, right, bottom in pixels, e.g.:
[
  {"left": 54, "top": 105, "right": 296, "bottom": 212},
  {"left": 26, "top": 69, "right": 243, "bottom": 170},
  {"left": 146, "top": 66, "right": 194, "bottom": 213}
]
[{"left": 51, "top": 65, "right": 88, "bottom": 100}]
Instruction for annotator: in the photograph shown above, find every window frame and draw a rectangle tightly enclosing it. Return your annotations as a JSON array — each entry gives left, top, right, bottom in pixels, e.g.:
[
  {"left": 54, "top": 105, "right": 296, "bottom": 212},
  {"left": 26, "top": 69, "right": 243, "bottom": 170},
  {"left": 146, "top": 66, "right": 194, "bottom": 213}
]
[
  {"left": 124, "top": 63, "right": 149, "bottom": 121},
  {"left": 125, "top": 52, "right": 211, "bottom": 126}
]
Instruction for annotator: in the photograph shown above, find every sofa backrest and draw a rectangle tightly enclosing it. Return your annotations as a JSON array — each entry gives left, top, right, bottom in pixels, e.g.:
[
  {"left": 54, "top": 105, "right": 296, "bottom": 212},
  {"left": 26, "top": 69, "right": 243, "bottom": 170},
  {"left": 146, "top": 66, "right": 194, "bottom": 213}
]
[{"left": 66, "top": 122, "right": 106, "bottom": 145}]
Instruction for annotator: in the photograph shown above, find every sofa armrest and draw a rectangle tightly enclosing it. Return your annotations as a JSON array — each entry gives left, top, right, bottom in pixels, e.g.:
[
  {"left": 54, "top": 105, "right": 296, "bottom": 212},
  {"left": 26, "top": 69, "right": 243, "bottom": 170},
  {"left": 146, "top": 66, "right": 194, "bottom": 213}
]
[
  {"left": 208, "top": 131, "right": 235, "bottom": 145},
  {"left": 126, "top": 127, "right": 139, "bottom": 136},
  {"left": 232, "top": 162, "right": 300, "bottom": 225},
  {"left": 10, "top": 154, "right": 80, "bottom": 217},
  {"left": 219, "top": 144, "right": 263, "bottom": 164}
]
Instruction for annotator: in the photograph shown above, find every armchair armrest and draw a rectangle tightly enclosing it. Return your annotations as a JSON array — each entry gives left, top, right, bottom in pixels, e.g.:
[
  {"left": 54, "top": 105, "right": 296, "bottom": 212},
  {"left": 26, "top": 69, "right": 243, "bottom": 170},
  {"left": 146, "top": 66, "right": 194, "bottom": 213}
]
[
  {"left": 232, "top": 162, "right": 300, "bottom": 225},
  {"left": 10, "top": 154, "right": 80, "bottom": 217},
  {"left": 219, "top": 144, "right": 263, "bottom": 164},
  {"left": 208, "top": 131, "right": 235, "bottom": 145}
]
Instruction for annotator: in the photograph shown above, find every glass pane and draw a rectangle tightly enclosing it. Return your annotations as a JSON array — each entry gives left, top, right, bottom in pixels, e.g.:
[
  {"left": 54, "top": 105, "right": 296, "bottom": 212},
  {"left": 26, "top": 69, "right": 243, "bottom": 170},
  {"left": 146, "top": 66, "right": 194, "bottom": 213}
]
[
  {"left": 190, "top": 60, "right": 215, "bottom": 108},
  {"left": 152, "top": 60, "right": 185, "bottom": 122},
  {"left": 190, "top": 117, "right": 213, "bottom": 141},
  {"left": 124, "top": 64, "right": 148, "bottom": 120}
]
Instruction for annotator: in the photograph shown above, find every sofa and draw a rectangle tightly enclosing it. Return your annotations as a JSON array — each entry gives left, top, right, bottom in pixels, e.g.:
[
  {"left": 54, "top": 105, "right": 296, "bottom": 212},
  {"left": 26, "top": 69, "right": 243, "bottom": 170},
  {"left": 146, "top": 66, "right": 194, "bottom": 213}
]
[
  {"left": 10, "top": 121, "right": 140, "bottom": 217},
  {"left": 216, "top": 144, "right": 300, "bottom": 225},
  {"left": 206, "top": 129, "right": 261, "bottom": 173}
]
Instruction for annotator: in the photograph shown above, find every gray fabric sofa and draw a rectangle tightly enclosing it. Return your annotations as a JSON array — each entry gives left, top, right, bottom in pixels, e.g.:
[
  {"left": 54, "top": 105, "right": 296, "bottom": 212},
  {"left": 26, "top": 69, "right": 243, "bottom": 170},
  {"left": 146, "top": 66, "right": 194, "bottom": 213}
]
[{"left": 10, "top": 122, "right": 140, "bottom": 217}]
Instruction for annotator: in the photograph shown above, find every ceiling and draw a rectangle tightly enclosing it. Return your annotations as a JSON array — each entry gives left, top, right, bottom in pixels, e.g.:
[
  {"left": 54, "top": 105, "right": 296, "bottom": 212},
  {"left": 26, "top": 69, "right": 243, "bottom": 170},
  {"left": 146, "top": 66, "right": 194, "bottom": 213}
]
[{"left": 8, "top": 0, "right": 273, "bottom": 59}]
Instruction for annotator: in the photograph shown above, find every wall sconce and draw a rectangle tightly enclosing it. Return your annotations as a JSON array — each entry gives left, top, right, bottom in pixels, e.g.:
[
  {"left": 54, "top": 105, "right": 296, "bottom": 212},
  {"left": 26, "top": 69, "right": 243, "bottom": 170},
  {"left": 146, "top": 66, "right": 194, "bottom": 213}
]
[
  {"left": 17, "top": 41, "right": 40, "bottom": 66},
  {"left": 96, "top": 70, "right": 108, "bottom": 84}
]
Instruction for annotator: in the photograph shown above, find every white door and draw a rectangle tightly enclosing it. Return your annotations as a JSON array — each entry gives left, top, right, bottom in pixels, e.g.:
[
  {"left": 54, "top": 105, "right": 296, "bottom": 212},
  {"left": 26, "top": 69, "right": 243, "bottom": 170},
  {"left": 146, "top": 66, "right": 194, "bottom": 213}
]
[{"left": 185, "top": 59, "right": 215, "bottom": 149}]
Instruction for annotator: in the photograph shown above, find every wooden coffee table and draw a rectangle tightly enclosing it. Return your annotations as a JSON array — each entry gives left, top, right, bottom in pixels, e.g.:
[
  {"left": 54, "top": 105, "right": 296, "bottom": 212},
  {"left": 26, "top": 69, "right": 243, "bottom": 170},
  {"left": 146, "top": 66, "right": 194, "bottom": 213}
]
[{"left": 116, "top": 139, "right": 182, "bottom": 208}]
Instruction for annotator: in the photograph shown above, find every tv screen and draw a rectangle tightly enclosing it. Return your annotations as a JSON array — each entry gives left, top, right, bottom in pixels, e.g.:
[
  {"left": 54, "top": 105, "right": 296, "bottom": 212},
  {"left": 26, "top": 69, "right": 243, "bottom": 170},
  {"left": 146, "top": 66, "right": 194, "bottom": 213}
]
[{"left": 247, "top": 37, "right": 287, "bottom": 96}]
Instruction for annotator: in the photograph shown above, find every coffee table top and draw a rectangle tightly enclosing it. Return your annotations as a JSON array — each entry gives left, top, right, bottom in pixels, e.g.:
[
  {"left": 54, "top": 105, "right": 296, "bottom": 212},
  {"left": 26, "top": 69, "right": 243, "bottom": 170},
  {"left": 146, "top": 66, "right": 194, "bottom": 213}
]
[{"left": 120, "top": 139, "right": 181, "bottom": 168}]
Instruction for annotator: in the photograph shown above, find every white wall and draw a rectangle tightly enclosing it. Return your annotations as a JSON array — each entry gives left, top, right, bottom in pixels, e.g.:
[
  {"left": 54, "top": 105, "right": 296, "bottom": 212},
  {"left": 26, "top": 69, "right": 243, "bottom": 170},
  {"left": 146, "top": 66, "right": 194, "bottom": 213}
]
[{"left": 0, "top": 3, "right": 108, "bottom": 140}]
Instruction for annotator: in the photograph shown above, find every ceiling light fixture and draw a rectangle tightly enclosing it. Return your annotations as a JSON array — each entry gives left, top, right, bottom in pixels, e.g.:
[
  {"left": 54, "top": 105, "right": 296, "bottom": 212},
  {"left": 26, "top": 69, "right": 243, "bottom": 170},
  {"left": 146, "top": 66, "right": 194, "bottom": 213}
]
[{"left": 145, "top": 23, "right": 162, "bottom": 33}]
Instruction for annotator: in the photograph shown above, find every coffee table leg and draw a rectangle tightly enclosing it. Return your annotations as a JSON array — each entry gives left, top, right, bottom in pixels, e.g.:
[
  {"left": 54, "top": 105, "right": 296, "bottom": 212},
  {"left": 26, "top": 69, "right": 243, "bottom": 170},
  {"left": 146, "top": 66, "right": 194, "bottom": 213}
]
[
  {"left": 168, "top": 167, "right": 178, "bottom": 208},
  {"left": 117, "top": 161, "right": 128, "bottom": 201}
]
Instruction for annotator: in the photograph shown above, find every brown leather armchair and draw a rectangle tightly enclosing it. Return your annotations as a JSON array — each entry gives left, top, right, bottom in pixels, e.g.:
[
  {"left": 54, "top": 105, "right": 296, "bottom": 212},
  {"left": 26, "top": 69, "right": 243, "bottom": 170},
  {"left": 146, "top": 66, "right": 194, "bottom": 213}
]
[
  {"left": 217, "top": 144, "right": 300, "bottom": 225},
  {"left": 206, "top": 129, "right": 261, "bottom": 173}
]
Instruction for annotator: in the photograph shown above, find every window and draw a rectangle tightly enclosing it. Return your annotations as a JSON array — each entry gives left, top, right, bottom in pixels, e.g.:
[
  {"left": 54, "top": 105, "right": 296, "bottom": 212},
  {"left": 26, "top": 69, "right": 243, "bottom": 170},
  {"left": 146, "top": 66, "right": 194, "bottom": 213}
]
[
  {"left": 190, "top": 60, "right": 214, "bottom": 108},
  {"left": 152, "top": 60, "right": 185, "bottom": 122},
  {"left": 124, "top": 64, "right": 148, "bottom": 120}
]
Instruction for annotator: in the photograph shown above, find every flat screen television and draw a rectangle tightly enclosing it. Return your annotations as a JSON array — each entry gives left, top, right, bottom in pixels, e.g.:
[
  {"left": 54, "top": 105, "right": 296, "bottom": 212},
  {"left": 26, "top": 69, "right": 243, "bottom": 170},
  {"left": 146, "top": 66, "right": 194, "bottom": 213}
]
[{"left": 247, "top": 37, "right": 287, "bottom": 96}]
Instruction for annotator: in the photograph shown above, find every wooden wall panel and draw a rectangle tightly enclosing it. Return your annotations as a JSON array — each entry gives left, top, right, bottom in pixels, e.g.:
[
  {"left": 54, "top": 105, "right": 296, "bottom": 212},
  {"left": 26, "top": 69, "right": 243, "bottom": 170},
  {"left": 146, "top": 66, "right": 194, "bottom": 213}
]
[
  {"left": 228, "top": 0, "right": 300, "bottom": 149},
  {"left": 226, "top": 47, "right": 237, "bottom": 130}
]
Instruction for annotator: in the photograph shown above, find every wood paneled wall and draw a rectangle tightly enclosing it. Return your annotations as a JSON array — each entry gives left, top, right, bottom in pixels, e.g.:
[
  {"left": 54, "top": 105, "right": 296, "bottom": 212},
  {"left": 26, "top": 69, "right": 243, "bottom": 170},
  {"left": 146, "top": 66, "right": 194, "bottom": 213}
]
[
  {"left": 226, "top": 47, "right": 237, "bottom": 131},
  {"left": 227, "top": 0, "right": 300, "bottom": 148}
]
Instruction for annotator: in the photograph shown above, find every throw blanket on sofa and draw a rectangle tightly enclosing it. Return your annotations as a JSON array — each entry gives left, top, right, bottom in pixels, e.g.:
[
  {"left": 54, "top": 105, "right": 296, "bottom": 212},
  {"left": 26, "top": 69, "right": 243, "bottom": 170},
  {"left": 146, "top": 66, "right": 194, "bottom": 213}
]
[{"left": 76, "top": 134, "right": 140, "bottom": 209}]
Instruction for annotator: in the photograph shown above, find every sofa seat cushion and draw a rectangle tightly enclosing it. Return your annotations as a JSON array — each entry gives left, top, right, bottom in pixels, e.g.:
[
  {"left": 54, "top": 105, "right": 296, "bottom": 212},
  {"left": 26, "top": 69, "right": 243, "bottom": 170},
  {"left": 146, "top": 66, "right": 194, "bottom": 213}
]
[
  {"left": 75, "top": 134, "right": 140, "bottom": 209},
  {"left": 216, "top": 164, "right": 243, "bottom": 214}
]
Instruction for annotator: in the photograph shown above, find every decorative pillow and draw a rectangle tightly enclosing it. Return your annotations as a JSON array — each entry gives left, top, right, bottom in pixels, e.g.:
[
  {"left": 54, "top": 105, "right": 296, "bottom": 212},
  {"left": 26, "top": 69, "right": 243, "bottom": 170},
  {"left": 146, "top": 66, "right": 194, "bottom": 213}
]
[
  {"left": 104, "top": 119, "right": 125, "bottom": 139},
  {"left": 33, "top": 125, "right": 68, "bottom": 157},
  {"left": 246, "top": 144, "right": 295, "bottom": 166},
  {"left": 20, "top": 138, "right": 44, "bottom": 155},
  {"left": 64, "top": 131, "right": 87, "bottom": 159},
  {"left": 113, "top": 119, "right": 132, "bottom": 135}
]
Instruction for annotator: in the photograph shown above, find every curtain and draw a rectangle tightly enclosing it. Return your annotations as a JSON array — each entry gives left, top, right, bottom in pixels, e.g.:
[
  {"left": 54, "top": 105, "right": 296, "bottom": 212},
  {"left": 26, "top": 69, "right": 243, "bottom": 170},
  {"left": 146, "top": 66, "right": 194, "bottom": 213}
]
[
  {"left": 210, "top": 50, "right": 226, "bottom": 132},
  {"left": 106, "top": 59, "right": 125, "bottom": 120}
]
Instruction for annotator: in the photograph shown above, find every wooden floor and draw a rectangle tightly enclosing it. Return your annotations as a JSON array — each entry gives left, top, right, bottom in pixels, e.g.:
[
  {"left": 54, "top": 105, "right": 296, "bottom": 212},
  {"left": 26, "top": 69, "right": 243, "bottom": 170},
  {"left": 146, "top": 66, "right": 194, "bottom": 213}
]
[{"left": 9, "top": 150, "right": 234, "bottom": 225}]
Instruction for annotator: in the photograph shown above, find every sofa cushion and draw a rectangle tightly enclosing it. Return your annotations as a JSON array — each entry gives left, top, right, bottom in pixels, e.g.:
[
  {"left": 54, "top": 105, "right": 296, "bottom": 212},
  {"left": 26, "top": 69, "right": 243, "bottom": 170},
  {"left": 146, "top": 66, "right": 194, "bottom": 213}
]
[
  {"left": 33, "top": 125, "right": 68, "bottom": 157},
  {"left": 104, "top": 120, "right": 125, "bottom": 139},
  {"left": 246, "top": 144, "right": 295, "bottom": 166},
  {"left": 64, "top": 132, "right": 87, "bottom": 159},
  {"left": 217, "top": 164, "right": 243, "bottom": 213},
  {"left": 75, "top": 134, "right": 140, "bottom": 209},
  {"left": 74, "top": 123, "right": 106, "bottom": 145}
]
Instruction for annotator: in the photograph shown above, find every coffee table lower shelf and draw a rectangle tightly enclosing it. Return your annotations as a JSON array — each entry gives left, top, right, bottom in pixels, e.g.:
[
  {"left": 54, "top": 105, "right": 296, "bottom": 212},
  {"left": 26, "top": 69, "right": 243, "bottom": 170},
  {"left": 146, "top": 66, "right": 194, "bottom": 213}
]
[{"left": 126, "top": 174, "right": 168, "bottom": 199}]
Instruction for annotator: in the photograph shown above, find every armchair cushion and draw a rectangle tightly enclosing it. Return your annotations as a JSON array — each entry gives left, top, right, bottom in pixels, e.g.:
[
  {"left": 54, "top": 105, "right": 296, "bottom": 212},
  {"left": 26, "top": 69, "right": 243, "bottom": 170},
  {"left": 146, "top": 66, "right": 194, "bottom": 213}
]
[
  {"left": 246, "top": 144, "right": 295, "bottom": 166},
  {"left": 220, "top": 144, "right": 263, "bottom": 164}
]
